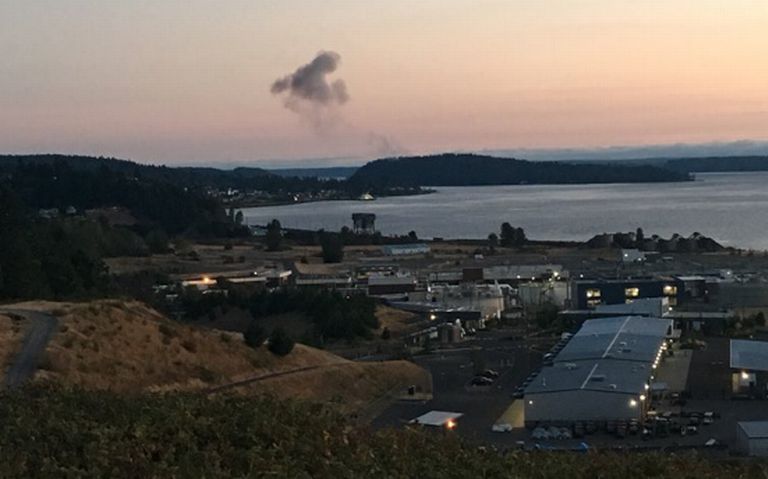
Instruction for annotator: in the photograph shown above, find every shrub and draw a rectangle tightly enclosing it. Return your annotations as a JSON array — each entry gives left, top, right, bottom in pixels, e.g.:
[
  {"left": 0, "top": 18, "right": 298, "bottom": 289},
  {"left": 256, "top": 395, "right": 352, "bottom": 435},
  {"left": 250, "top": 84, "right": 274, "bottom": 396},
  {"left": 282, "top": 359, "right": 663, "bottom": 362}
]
[
  {"left": 268, "top": 328, "right": 294, "bottom": 357},
  {"left": 244, "top": 322, "right": 267, "bottom": 349},
  {"left": 181, "top": 339, "right": 197, "bottom": 353}
]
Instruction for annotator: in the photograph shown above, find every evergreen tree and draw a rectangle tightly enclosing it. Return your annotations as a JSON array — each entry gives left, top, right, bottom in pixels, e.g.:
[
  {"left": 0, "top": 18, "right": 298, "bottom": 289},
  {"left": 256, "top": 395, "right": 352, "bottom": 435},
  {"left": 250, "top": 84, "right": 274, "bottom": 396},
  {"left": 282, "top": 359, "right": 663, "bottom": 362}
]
[
  {"left": 268, "top": 327, "right": 294, "bottom": 356},
  {"left": 265, "top": 219, "right": 282, "bottom": 251},
  {"left": 244, "top": 321, "right": 267, "bottom": 349},
  {"left": 320, "top": 232, "right": 344, "bottom": 263}
]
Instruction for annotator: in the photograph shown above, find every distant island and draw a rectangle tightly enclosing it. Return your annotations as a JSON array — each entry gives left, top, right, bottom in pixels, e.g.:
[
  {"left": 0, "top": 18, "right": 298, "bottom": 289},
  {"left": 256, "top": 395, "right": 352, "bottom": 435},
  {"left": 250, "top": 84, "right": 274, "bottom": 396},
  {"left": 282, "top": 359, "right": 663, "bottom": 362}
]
[
  {"left": 662, "top": 156, "right": 768, "bottom": 174},
  {"left": 350, "top": 153, "right": 692, "bottom": 187}
]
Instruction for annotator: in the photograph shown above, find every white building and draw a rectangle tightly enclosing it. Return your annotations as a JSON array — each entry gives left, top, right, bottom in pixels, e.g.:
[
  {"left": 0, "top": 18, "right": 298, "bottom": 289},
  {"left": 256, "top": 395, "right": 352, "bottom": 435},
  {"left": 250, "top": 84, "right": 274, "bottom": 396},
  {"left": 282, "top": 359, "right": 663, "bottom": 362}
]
[
  {"left": 382, "top": 243, "right": 430, "bottom": 256},
  {"left": 524, "top": 316, "right": 671, "bottom": 426},
  {"left": 737, "top": 422, "right": 768, "bottom": 456}
]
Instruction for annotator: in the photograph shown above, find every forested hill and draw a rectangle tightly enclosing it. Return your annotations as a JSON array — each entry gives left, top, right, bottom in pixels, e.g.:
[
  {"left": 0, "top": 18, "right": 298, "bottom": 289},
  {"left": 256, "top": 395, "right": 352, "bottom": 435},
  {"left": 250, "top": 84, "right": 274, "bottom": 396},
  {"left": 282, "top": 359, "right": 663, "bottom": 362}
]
[
  {"left": 0, "top": 154, "right": 275, "bottom": 189},
  {"left": 350, "top": 154, "right": 691, "bottom": 187},
  {"left": 663, "top": 156, "right": 768, "bottom": 174}
]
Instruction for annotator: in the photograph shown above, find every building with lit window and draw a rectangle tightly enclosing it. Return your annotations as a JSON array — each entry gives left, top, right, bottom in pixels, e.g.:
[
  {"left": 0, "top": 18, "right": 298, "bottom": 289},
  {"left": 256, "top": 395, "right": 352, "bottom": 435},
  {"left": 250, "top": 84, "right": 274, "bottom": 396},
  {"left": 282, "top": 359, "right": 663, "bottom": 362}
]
[
  {"left": 524, "top": 316, "right": 672, "bottom": 426},
  {"left": 730, "top": 339, "right": 768, "bottom": 397},
  {"left": 571, "top": 278, "right": 684, "bottom": 309}
]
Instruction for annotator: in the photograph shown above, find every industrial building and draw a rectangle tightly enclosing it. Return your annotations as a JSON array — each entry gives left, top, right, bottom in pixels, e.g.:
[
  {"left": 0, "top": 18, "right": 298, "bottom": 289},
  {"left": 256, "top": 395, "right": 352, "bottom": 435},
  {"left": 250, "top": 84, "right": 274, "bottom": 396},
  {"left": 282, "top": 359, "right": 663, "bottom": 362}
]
[
  {"left": 730, "top": 339, "right": 768, "bottom": 396},
  {"left": 571, "top": 278, "right": 684, "bottom": 309},
  {"left": 366, "top": 274, "right": 418, "bottom": 296},
  {"left": 524, "top": 316, "right": 672, "bottom": 426},
  {"left": 737, "top": 422, "right": 768, "bottom": 456},
  {"left": 381, "top": 243, "right": 430, "bottom": 256}
]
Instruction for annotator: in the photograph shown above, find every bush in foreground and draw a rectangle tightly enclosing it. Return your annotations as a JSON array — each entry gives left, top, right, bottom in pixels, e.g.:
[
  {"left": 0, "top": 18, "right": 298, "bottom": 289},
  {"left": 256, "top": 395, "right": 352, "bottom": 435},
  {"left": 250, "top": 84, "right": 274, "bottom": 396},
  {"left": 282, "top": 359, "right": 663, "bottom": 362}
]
[{"left": 0, "top": 388, "right": 762, "bottom": 478}]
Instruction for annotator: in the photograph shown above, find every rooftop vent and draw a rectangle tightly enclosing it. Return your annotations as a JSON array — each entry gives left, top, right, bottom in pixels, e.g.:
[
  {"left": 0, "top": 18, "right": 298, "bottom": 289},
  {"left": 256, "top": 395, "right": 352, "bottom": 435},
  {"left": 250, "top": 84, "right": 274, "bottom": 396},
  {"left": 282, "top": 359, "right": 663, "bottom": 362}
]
[
  {"left": 591, "top": 374, "right": 606, "bottom": 382},
  {"left": 609, "top": 384, "right": 617, "bottom": 389},
  {"left": 565, "top": 363, "right": 578, "bottom": 370}
]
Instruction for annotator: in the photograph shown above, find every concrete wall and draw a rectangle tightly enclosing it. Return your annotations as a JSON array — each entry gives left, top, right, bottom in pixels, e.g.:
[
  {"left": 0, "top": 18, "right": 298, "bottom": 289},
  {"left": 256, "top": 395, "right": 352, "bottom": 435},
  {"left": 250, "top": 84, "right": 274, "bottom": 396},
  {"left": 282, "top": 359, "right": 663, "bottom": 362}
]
[{"left": 524, "top": 389, "right": 645, "bottom": 425}]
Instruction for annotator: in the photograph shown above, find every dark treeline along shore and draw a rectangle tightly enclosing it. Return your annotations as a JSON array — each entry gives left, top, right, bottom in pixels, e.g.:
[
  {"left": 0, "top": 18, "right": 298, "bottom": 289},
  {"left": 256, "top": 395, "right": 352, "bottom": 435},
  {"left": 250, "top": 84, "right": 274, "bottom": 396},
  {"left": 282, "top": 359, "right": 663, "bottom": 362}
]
[{"left": 349, "top": 153, "right": 693, "bottom": 187}]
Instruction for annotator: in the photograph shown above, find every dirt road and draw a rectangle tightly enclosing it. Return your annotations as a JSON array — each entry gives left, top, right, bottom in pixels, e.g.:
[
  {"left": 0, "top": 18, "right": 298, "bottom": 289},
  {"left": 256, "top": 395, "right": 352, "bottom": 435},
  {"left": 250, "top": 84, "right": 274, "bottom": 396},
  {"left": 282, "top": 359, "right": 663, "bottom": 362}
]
[{"left": 1, "top": 309, "right": 58, "bottom": 390}]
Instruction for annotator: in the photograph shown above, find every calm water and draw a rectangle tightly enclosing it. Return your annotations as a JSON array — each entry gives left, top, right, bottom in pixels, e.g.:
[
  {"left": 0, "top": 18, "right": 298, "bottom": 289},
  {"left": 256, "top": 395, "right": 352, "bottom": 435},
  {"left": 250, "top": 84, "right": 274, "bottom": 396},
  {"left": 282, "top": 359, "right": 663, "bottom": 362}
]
[{"left": 242, "top": 172, "right": 768, "bottom": 250}]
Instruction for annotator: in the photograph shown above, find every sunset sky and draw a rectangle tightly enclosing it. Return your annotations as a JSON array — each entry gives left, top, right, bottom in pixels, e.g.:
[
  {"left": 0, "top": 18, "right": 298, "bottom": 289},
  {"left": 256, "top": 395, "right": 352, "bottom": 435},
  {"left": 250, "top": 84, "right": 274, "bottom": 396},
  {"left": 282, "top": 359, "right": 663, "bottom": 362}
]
[{"left": 1, "top": 1, "right": 767, "bottom": 165}]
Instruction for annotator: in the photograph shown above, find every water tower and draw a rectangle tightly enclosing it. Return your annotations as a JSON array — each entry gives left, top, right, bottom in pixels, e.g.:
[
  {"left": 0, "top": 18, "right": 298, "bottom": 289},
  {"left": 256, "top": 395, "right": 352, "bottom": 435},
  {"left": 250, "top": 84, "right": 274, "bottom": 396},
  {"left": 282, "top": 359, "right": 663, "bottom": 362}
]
[{"left": 352, "top": 213, "right": 376, "bottom": 234}]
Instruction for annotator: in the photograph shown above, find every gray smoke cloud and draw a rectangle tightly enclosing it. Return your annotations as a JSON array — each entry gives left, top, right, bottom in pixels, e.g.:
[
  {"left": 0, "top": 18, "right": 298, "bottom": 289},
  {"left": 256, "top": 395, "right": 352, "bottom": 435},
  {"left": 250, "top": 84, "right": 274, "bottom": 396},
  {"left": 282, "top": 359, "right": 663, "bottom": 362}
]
[
  {"left": 271, "top": 51, "right": 349, "bottom": 113},
  {"left": 271, "top": 50, "right": 408, "bottom": 156}
]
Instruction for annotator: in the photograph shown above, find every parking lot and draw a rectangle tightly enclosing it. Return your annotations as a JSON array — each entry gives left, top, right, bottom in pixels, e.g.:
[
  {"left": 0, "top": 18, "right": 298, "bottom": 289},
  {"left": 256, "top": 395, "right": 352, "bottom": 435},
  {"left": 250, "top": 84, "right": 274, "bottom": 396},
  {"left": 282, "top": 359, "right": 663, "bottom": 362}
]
[
  {"left": 374, "top": 330, "right": 768, "bottom": 454},
  {"left": 372, "top": 327, "right": 548, "bottom": 443}
]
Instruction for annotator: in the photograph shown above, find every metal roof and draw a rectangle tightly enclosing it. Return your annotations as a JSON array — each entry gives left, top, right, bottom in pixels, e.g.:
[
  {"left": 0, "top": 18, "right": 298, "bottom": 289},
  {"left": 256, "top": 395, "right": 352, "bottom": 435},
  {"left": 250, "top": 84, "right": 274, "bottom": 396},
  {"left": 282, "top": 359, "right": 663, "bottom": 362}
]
[
  {"left": 730, "top": 339, "right": 768, "bottom": 372},
  {"left": 739, "top": 421, "right": 768, "bottom": 438},
  {"left": 555, "top": 316, "right": 670, "bottom": 363},
  {"left": 410, "top": 411, "right": 463, "bottom": 427},
  {"left": 595, "top": 298, "right": 667, "bottom": 317},
  {"left": 526, "top": 316, "right": 669, "bottom": 396},
  {"left": 525, "top": 359, "right": 650, "bottom": 395}
]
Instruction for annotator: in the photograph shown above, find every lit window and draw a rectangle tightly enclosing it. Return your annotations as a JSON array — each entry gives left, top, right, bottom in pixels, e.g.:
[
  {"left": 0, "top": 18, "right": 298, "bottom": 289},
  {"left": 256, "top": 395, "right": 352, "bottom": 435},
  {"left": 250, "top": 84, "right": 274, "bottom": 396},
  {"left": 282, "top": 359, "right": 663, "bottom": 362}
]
[
  {"left": 663, "top": 285, "right": 678, "bottom": 296},
  {"left": 625, "top": 287, "right": 640, "bottom": 298},
  {"left": 586, "top": 288, "right": 601, "bottom": 299}
]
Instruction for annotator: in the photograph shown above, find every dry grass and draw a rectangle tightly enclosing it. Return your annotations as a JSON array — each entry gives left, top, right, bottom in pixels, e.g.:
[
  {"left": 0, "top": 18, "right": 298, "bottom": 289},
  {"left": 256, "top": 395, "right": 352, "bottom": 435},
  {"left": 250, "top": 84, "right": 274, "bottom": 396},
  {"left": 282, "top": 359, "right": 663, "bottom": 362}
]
[
  {"left": 8, "top": 300, "right": 430, "bottom": 412},
  {"left": 0, "top": 313, "right": 29, "bottom": 383},
  {"left": 376, "top": 306, "right": 419, "bottom": 335},
  {"left": 232, "top": 360, "right": 431, "bottom": 414},
  {"left": 27, "top": 300, "right": 346, "bottom": 393}
]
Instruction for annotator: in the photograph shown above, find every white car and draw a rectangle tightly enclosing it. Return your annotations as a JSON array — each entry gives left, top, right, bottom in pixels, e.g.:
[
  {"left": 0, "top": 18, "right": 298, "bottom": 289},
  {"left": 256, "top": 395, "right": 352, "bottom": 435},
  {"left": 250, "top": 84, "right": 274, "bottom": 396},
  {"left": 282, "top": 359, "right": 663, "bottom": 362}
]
[{"left": 492, "top": 423, "right": 513, "bottom": 433}]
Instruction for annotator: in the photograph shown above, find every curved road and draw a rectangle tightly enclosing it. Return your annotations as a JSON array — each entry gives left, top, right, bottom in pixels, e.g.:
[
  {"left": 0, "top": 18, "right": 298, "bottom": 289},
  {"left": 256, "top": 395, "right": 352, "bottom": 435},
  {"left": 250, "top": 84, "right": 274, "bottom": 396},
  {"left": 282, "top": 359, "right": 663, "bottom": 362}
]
[{"left": 1, "top": 309, "right": 58, "bottom": 391}]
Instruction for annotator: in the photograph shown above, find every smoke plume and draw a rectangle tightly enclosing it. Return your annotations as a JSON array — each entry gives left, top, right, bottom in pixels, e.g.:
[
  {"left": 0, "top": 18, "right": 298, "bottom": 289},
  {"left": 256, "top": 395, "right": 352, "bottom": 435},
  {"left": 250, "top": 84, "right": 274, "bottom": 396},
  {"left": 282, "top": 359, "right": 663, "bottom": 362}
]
[
  {"left": 271, "top": 51, "right": 349, "bottom": 116},
  {"left": 271, "top": 50, "right": 408, "bottom": 156}
]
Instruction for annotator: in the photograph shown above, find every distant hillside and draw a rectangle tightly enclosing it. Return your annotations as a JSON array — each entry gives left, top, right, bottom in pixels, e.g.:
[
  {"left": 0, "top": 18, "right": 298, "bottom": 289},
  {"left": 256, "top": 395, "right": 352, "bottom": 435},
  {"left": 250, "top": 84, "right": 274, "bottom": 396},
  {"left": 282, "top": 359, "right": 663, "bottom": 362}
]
[
  {"left": 350, "top": 154, "right": 691, "bottom": 187},
  {"left": 663, "top": 156, "right": 768, "bottom": 173},
  {"left": 271, "top": 166, "right": 359, "bottom": 179},
  {"left": 0, "top": 154, "right": 275, "bottom": 189}
]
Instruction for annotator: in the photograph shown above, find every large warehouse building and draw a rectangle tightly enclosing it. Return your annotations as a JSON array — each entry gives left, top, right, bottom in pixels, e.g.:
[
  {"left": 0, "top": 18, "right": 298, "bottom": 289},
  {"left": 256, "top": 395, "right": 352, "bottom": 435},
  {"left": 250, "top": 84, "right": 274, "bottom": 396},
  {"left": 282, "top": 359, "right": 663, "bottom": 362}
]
[{"left": 524, "top": 316, "right": 672, "bottom": 426}]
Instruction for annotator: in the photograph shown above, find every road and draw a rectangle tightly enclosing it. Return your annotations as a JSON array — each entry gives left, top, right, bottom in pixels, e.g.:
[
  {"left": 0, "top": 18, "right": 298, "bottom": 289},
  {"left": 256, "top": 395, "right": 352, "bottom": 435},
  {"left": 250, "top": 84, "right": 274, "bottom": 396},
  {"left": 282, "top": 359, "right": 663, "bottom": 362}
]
[
  {"left": 204, "top": 362, "right": 346, "bottom": 394},
  {"left": 1, "top": 309, "right": 58, "bottom": 391}
]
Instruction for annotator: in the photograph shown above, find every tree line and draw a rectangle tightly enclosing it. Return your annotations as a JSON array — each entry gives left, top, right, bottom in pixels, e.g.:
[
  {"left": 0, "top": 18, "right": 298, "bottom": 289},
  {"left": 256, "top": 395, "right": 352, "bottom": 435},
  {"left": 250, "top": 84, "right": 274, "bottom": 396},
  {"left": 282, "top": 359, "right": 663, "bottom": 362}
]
[
  {"left": 350, "top": 153, "right": 692, "bottom": 188},
  {"left": 177, "top": 284, "right": 380, "bottom": 345}
]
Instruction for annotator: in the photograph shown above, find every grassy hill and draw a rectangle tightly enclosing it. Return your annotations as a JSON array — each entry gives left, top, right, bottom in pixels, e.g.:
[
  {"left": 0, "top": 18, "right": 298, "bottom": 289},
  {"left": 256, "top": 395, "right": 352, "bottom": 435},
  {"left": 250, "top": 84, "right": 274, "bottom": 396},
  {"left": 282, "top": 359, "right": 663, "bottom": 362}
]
[
  {"left": 0, "top": 313, "right": 28, "bottom": 384},
  {"left": 5, "top": 300, "right": 428, "bottom": 413}
]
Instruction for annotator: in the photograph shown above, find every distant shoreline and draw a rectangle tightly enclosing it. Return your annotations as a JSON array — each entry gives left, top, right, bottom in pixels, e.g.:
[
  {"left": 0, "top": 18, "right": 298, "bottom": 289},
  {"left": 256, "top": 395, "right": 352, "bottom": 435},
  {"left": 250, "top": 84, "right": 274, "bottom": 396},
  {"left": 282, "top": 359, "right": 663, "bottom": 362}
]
[{"left": 233, "top": 189, "right": 435, "bottom": 209}]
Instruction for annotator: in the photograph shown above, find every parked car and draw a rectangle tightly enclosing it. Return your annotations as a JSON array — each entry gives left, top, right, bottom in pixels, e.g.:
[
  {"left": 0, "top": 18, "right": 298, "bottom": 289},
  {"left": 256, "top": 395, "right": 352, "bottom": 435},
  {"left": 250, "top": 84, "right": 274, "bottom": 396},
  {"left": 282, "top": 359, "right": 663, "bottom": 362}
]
[
  {"left": 471, "top": 376, "right": 493, "bottom": 386},
  {"left": 481, "top": 369, "right": 500, "bottom": 379},
  {"left": 492, "top": 423, "right": 513, "bottom": 433}
]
